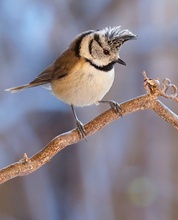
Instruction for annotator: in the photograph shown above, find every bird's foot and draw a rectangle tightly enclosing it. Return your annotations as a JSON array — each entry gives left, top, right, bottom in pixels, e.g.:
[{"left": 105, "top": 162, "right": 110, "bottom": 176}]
[
  {"left": 99, "top": 100, "right": 122, "bottom": 116},
  {"left": 75, "top": 119, "right": 87, "bottom": 140}
]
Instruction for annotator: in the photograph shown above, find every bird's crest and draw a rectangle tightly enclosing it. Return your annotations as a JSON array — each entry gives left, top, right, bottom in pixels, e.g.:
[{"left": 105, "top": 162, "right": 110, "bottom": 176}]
[{"left": 101, "top": 26, "right": 137, "bottom": 50}]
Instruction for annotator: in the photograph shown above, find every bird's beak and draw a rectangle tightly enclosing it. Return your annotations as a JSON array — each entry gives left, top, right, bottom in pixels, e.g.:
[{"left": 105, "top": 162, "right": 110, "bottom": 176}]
[{"left": 117, "top": 58, "right": 126, "bottom": 66}]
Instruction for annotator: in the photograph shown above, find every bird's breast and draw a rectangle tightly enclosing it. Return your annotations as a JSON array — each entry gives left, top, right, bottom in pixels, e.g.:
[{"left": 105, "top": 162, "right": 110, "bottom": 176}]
[{"left": 51, "top": 61, "right": 115, "bottom": 107}]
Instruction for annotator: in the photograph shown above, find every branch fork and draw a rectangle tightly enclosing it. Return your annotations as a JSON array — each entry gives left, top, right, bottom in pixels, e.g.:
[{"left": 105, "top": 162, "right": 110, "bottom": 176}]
[{"left": 143, "top": 71, "right": 178, "bottom": 101}]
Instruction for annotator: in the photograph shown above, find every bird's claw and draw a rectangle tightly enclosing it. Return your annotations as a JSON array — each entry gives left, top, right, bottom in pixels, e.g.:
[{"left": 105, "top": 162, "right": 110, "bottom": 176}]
[
  {"left": 75, "top": 119, "right": 87, "bottom": 140},
  {"left": 99, "top": 100, "right": 122, "bottom": 116},
  {"left": 109, "top": 100, "right": 122, "bottom": 115}
]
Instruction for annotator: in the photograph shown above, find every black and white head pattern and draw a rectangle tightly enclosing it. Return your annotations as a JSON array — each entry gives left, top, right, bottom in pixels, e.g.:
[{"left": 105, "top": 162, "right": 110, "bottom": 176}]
[{"left": 74, "top": 26, "right": 136, "bottom": 71}]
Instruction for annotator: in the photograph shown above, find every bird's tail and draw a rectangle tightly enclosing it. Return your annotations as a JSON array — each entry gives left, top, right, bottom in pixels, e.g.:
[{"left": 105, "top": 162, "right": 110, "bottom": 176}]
[
  {"left": 5, "top": 65, "right": 53, "bottom": 93},
  {"left": 5, "top": 82, "right": 46, "bottom": 93}
]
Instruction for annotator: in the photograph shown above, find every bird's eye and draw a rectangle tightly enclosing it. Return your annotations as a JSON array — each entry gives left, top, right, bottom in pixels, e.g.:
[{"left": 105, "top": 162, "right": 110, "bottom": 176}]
[{"left": 103, "top": 49, "right": 110, "bottom": 55}]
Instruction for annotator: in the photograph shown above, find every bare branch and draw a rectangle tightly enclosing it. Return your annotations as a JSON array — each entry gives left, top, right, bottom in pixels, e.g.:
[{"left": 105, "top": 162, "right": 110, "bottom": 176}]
[{"left": 0, "top": 72, "right": 178, "bottom": 184}]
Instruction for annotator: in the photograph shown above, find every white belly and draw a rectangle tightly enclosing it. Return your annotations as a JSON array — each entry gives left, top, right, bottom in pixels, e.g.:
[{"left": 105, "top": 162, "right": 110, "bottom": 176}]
[{"left": 51, "top": 63, "right": 115, "bottom": 107}]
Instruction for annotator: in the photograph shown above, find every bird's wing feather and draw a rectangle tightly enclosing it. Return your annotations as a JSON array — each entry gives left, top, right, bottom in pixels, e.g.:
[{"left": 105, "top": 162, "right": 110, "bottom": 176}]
[
  {"left": 5, "top": 47, "right": 80, "bottom": 93},
  {"left": 52, "top": 49, "right": 80, "bottom": 80},
  {"left": 5, "top": 44, "right": 80, "bottom": 93}
]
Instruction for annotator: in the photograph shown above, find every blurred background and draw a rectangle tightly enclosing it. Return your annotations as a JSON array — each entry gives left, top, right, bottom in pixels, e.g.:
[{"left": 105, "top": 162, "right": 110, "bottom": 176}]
[{"left": 1, "top": 0, "right": 178, "bottom": 219}]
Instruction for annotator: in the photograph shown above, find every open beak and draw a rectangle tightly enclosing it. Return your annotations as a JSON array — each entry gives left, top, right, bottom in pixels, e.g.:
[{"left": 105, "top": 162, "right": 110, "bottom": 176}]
[{"left": 117, "top": 58, "right": 126, "bottom": 66}]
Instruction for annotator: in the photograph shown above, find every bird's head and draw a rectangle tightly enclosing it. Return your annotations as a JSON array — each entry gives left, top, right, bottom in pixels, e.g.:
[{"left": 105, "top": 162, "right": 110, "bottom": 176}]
[{"left": 77, "top": 26, "right": 137, "bottom": 69}]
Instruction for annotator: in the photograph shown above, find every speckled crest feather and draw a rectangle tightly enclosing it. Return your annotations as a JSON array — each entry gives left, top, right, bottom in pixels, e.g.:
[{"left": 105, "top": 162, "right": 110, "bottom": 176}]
[{"left": 102, "top": 26, "right": 136, "bottom": 50}]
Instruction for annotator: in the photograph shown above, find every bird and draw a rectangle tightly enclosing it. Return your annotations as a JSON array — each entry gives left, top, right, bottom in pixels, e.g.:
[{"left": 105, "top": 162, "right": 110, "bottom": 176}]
[{"left": 5, "top": 26, "right": 137, "bottom": 138}]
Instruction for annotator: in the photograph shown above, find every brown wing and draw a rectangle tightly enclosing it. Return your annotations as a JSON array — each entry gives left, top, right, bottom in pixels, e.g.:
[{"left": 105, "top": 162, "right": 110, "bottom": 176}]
[
  {"left": 29, "top": 65, "right": 54, "bottom": 85},
  {"left": 6, "top": 47, "right": 79, "bottom": 93},
  {"left": 52, "top": 48, "right": 80, "bottom": 80},
  {"left": 31, "top": 47, "right": 80, "bottom": 83}
]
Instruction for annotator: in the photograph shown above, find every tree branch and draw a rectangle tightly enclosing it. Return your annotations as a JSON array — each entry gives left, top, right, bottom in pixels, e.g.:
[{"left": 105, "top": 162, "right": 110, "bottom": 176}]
[{"left": 0, "top": 72, "right": 178, "bottom": 184}]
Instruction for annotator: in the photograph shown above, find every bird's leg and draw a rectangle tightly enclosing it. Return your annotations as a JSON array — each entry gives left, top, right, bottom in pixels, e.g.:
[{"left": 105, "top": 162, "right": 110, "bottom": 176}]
[
  {"left": 71, "top": 105, "right": 87, "bottom": 139},
  {"left": 99, "top": 100, "right": 122, "bottom": 116}
]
